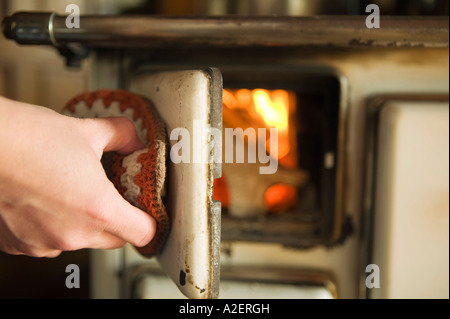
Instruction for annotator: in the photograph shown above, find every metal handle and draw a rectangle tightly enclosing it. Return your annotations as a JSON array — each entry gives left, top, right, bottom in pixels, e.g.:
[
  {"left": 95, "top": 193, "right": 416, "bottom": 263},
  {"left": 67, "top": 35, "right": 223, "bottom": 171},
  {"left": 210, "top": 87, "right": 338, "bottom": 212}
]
[
  {"left": 2, "top": 12, "right": 449, "bottom": 48},
  {"left": 2, "top": 12, "right": 56, "bottom": 45}
]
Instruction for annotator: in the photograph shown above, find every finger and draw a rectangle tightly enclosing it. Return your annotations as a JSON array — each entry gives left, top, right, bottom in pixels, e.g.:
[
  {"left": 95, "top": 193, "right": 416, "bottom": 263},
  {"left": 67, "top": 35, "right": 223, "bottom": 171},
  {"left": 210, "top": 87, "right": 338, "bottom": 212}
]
[
  {"left": 100, "top": 117, "right": 145, "bottom": 154},
  {"left": 81, "top": 117, "right": 145, "bottom": 156},
  {"left": 99, "top": 189, "right": 156, "bottom": 248}
]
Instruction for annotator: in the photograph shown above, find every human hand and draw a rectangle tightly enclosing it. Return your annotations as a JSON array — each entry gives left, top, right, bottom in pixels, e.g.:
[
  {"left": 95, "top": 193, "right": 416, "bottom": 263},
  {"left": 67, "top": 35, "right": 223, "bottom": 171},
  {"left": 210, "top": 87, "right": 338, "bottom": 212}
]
[{"left": 0, "top": 96, "right": 156, "bottom": 257}]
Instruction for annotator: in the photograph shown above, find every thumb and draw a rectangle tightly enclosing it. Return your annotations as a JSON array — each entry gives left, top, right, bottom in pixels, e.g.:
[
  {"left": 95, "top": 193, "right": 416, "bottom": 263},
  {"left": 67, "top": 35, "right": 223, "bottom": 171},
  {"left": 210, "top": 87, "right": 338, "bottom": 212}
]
[{"left": 101, "top": 185, "right": 157, "bottom": 247}]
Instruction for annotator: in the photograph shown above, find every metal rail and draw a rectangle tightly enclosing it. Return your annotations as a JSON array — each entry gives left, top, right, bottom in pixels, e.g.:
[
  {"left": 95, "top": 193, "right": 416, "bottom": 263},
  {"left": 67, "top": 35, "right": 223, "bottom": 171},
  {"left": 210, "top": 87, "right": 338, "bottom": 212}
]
[{"left": 2, "top": 12, "right": 449, "bottom": 48}]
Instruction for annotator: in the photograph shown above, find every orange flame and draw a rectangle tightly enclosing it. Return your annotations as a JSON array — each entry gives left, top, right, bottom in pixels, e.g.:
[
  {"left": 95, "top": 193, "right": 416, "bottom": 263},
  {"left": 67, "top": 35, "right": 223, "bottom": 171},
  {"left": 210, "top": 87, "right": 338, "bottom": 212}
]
[
  {"left": 220, "top": 88, "right": 298, "bottom": 213},
  {"left": 223, "top": 88, "right": 293, "bottom": 160},
  {"left": 265, "top": 184, "right": 297, "bottom": 213},
  {"left": 253, "top": 89, "right": 288, "bottom": 131}
]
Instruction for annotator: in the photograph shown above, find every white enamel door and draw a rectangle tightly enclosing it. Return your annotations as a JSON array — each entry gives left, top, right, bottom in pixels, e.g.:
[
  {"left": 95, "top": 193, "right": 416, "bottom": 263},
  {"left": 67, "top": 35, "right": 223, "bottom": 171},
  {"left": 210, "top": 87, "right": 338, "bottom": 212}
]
[
  {"left": 370, "top": 98, "right": 449, "bottom": 299},
  {"left": 129, "top": 68, "right": 223, "bottom": 299}
]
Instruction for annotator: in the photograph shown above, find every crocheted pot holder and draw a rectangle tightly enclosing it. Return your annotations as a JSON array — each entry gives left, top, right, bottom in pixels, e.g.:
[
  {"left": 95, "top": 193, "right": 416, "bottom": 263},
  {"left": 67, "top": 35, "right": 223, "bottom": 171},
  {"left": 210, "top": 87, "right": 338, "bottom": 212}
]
[{"left": 63, "top": 89, "right": 169, "bottom": 257}]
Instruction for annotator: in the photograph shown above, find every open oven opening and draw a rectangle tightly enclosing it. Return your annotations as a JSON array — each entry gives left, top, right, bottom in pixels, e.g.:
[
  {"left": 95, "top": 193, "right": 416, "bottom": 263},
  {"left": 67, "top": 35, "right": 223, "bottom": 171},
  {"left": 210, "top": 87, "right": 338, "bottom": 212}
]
[
  {"left": 217, "top": 70, "right": 342, "bottom": 248},
  {"left": 124, "top": 48, "right": 344, "bottom": 248}
]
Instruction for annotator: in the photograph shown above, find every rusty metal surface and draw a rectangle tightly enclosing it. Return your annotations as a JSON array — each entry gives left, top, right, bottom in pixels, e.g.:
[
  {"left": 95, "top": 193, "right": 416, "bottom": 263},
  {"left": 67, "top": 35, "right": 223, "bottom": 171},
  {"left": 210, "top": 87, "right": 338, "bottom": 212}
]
[{"left": 2, "top": 12, "right": 449, "bottom": 48}]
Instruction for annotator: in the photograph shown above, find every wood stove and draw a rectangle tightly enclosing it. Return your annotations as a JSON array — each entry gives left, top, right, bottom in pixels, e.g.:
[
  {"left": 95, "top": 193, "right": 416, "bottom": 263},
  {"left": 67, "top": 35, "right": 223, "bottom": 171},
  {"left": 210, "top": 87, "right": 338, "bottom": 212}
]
[{"left": 2, "top": 6, "right": 448, "bottom": 299}]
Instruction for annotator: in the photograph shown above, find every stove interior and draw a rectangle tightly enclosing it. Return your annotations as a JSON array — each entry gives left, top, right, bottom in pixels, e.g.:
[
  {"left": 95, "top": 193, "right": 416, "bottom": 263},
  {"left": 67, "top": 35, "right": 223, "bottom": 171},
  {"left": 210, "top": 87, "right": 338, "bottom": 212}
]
[
  {"left": 121, "top": 49, "right": 347, "bottom": 248},
  {"left": 216, "top": 70, "right": 343, "bottom": 248}
]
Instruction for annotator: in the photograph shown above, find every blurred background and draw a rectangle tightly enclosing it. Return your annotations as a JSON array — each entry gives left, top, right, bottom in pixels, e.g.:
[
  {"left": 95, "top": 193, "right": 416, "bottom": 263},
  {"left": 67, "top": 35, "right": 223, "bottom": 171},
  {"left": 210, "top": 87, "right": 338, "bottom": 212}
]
[{"left": 1, "top": 0, "right": 448, "bottom": 109}]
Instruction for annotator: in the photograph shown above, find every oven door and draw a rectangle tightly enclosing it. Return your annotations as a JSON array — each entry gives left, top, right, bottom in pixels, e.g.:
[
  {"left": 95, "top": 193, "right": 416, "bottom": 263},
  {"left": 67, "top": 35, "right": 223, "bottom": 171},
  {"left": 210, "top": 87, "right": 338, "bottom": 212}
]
[
  {"left": 128, "top": 68, "right": 223, "bottom": 299},
  {"left": 365, "top": 96, "right": 449, "bottom": 299}
]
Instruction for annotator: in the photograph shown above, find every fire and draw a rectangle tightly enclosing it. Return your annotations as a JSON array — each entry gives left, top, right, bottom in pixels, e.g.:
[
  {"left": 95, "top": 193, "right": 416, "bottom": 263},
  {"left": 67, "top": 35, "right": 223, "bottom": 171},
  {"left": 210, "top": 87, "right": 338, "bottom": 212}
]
[
  {"left": 223, "top": 88, "right": 294, "bottom": 160},
  {"left": 252, "top": 89, "right": 288, "bottom": 131},
  {"left": 221, "top": 88, "right": 299, "bottom": 214},
  {"left": 264, "top": 184, "right": 298, "bottom": 213}
]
